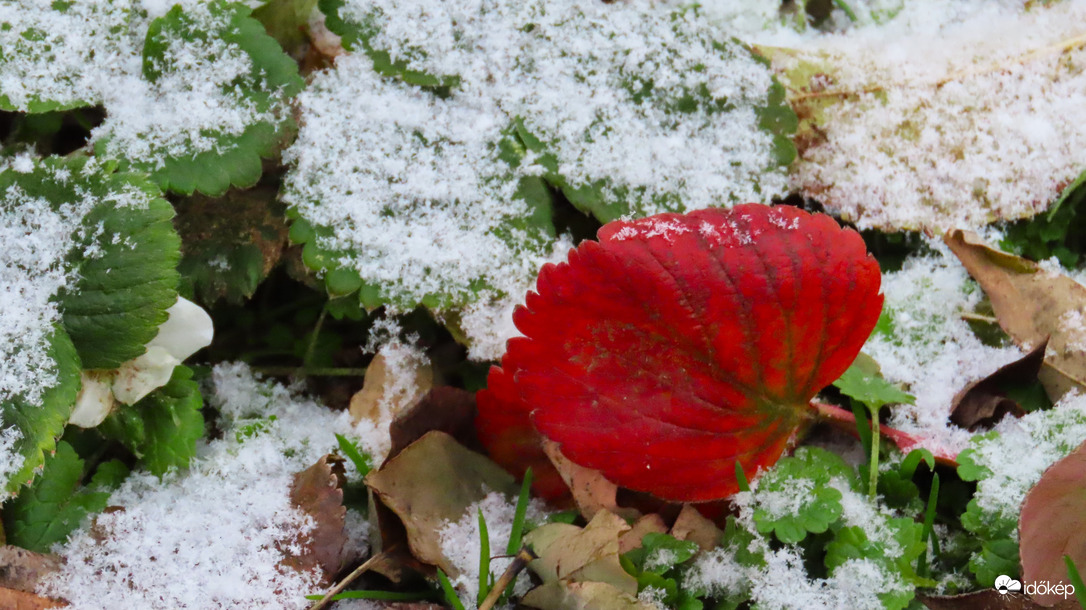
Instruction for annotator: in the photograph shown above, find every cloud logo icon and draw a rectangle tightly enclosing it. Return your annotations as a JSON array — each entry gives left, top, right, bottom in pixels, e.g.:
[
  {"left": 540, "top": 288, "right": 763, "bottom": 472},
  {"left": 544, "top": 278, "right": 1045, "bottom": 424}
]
[{"left": 994, "top": 575, "right": 1023, "bottom": 594}]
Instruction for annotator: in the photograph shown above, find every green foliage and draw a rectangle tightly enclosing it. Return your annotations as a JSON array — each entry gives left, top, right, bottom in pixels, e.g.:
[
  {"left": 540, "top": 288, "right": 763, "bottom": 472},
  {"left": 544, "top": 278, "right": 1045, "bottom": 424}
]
[
  {"left": 0, "top": 156, "right": 181, "bottom": 370},
  {"left": 750, "top": 447, "right": 857, "bottom": 544},
  {"left": 98, "top": 1, "right": 303, "bottom": 196},
  {"left": 1, "top": 327, "right": 82, "bottom": 496},
  {"left": 969, "top": 538, "right": 1021, "bottom": 588},
  {"left": 99, "top": 366, "right": 204, "bottom": 477},
  {"left": 833, "top": 355, "right": 915, "bottom": 410},
  {"left": 1000, "top": 169, "right": 1086, "bottom": 267},
  {"left": 622, "top": 534, "right": 702, "bottom": 610},
  {"left": 3, "top": 441, "right": 128, "bottom": 552}
]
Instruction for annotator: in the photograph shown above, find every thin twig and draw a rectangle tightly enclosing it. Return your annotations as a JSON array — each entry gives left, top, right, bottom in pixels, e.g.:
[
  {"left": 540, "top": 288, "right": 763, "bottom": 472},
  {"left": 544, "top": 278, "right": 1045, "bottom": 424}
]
[
  {"left": 303, "top": 306, "right": 329, "bottom": 367},
  {"left": 478, "top": 546, "right": 537, "bottom": 610},
  {"left": 960, "top": 312, "right": 999, "bottom": 324},
  {"left": 308, "top": 548, "right": 392, "bottom": 610}
]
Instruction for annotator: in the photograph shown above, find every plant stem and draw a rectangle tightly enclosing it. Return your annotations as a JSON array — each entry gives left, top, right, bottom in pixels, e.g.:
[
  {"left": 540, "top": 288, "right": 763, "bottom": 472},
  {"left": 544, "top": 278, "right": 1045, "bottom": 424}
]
[
  {"left": 810, "top": 401, "right": 959, "bottom": 466},
  {"left": 303, "top": 305, "right": 329, "bottom": 367},
  {"left": 308, "top": 549, "right": 390, "bottom": 610},
  {"left": 479, "top": 547, "right": 537, "bottom": 610},
  {"left": 868, "top": 405, "right": 880, "bottom": 500}
]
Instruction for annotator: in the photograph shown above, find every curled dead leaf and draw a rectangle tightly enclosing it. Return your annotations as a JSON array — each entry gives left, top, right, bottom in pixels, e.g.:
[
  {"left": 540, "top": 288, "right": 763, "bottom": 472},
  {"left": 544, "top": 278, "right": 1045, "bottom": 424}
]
[
  {"left": 284, "top": 455, "right": 347, "bottom": 584},
  {"left": 542, "top": 440, "right": 635, "bottom": 521},
  {"left": 525, "top": 510, "right": 637, "bottom": 595},
  {"left": 350, "top": 348, "right": 433, "bottom": 459},
  {"left": 0, "top": 546, "right": 62, "bottom": 594},
  {"left": 520, "top": 581, "right": 657, "bottom": 610},
  {"left": 944, "top": 230, "right": 1086, "bottom": 401},
  {"left": 0, "top": 587, "right": 67, "bottom": 610},
  {"left": 670, "top": 504, "right": 724, "bottom": 552},
  {"left": 364, "top": 431, "right": 516, "bottom": 578},
  {"left": 950, "top": 341, "right": 1045, "bottom": 430}
]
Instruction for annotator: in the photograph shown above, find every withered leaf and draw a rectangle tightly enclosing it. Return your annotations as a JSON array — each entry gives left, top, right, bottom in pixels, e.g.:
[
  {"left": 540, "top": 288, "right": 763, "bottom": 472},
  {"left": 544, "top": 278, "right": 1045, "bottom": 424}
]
[
  {"left": 350, "top": 350, "right": 433, "bottom": 430},
  {"left": 389, "top": 387, "right": 480, "bottom": 459},
  {"left": 364, "top": 431, "right": 516, "bottom": 578},
  {"left": 617, "top": 514, "right": 668, "bottom": 555},
  {"left": 0, "top": 546, "right": 62, "bottom": 594},
  {"left": 944, "top": 230, "right": 1086, "bottom": 401},
  {"left": 520, "top": 581, "right": 657, "bottom": 610},
  {"left": 670, "top": 504, "right": 724, "bottom": 552},
  {"left": 542, "top": 440, "right": 636, "bottom": 522},
  {"left": 284, "top": 455, "right": 347, "bottom": 584},
  {"left": 525, "top": 510, "right": 637, "bottom": 595},
  {"left": 0, "top": 587, "right": 67, "bottom": 610},
  {"left": 950, "top": 341, "right": 1046, "bottom": 430}
]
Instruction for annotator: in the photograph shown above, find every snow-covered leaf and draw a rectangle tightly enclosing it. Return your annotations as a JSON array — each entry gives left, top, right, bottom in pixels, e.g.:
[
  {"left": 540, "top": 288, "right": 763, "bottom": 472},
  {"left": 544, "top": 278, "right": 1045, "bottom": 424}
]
[
  {"left": 478, "top": 204, "right": 883, "bottom": 502},
  {"left": 3, "top": 441, "right": 128, "bottom": 552},
  {"left": 749, "top": 447, "right": 857, "bottom": 544},
  {"left": 93, "top": 1, "right": 303, "bottom": 196},
  {"left": 99, "top": 366, "right": 204, "bottom": 477},
  {"left": 283, "top": 455, "right": 347, "bottom": 584},
  {"left": 0, "top": 327, "right": 81, "bottom": 497}
]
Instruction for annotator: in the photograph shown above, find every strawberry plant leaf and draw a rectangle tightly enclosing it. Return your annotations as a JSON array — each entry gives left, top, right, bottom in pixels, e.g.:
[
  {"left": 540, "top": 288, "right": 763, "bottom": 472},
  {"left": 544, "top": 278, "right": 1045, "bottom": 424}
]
[
  {"left": 479, "top": 204, "right": 883, "bottom": 502},
  {"left": 12, "top": 156, "right": 182, "bottom": 370},
  {"left": 93, "top": 1, "right": 303, "bottom": 196},
  {"left": 3, "top": 441, "right": 128, "bottom": 552},
  {"left": 1, "top": 326, "right": 82, "bottom": 497},
  {"left": 99, "top": 366, "right": 204, "bottom": 477},
  {"left": 832, "top": 354, "right": 915, "bottom": 410}
]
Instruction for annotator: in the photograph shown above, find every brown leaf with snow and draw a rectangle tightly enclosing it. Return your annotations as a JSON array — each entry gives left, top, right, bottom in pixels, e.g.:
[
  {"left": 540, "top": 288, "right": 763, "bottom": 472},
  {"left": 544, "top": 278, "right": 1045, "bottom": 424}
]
[
  {"left": 388, "top": 387, "right": 480, "bottom": 459},
  {"left": 950, "top": 341, "right": 1045, "bottom": 430},
  {"left": 944, "top": 230, "right": 1086, "bottom": 401},
  {"left": 1020, "top": 438, "right": 1086, "bottom": 606},
  {"left": 0, "top": 546, "right": 62, "bottom": 594},
  {"left": 284, "top": 455, "right": 347, "bottom": 584},
  {"left": 919, "top": 590, "right": 1077, "bottom": 610},
  {"left": 350, "top": 349, "right": 433, "bottom": 440},
  {"left": 364, "top": 431, "right": 516, "bottom": 578},
  {"left": 0, "top": 587, "right": 67, "bottom": 610}
]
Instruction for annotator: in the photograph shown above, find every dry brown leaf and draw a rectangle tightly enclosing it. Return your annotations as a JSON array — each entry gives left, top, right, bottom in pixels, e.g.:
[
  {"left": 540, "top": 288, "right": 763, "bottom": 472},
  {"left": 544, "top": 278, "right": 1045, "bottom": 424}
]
[
  {"left": 524, "top": 510, "right": 637, "bottom": 595},
  {"left": 520, "top": 581, "right": 657, "bottom": 610},
  {"left": 944, "top": 230, "right": 1086, "bottom": 401},
  {"left": 950, "top": 341, "right": 1045, "bottom": 430},
  {"left": 542, "top": 440, "right": 638, "bottom": 522},
  {"left": 617, "top": 514, "right": 668, "bottom": 555},
  {"left": 350, "top": 351, "right": 433, "bottom": 427},
  {"left": 283, "top": 455, "right": 347, "bottom": 584},
  {"left": 1020, "top": 438, "right": 1086, "bottom": 606},
  {"left": 0, "top": 587, "right": 66, "bottom": 610},
  {"left": 389, "top": 387, "right": 480, "bottom": 459},
  {"left": 364, "top": 431, "right": 516, "bottom": 578},
  {"left": 0, "top": 546, "right": 62, "bottom": 594},
  {"left": 670, "top": 504, "right": 724, "bottom": 552}
]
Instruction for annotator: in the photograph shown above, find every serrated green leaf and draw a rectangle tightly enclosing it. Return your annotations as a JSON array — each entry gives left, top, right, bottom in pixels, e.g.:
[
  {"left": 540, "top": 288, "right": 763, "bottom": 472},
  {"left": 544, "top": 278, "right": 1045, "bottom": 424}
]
[
  {"left": 833, "top": 354, "right": 915, "bottom": 410},
  {"left": 3, "top": 441, "right": 128, "bottom": 552},
  {"left": 825, "top": 518, "right": 926, "bottom": 609},
  {"left": 1, "top": 326, "right": 82, "bottom": 496},
  {"left": 0, "top": 155, "right": 180, "bottom": 368},
  {"left": 623, "top": 533, "right": 699, "bottom": 576},
  {"left": 99, "top": 366, "right": 204, "bottom": 477},
  {"left": 97, "top": 1, "right": 303, "bottom": 196},
  {"left": 317, "top": 0, "right": 457, "bottom": 90}
]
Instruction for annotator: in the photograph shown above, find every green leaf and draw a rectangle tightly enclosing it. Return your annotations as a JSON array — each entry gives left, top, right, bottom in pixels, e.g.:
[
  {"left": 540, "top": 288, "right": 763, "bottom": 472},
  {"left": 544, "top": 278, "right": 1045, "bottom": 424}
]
[
  {"left": 3, "top": 441, "right": 128, "bottom": 552},
  {"left": 750, "top": 447, "right": 857, "bottom": 544},
  {"left": 969, "top": 538, "right": 1021, "bottom": 588},
  {"left": 317, "top": 0, "right": 457, "bottom": 90},
  {"left": 832, "top": 354, "right": 915, "bottom": 410},
  {"left": 252, "top": 0, "right": 320, "bottom": 54},
  {"left": 825, "top": 518, "right": 926, "bottom": 609},
  {"left": 96, "top": 1, "right": 303, "bottom": 196},
  {"left": 99, "top": 366, "right": 203, "bottom": 477},
  {"left": 1, "top": 326, "right": 82, "bottom": 496},
  {"left": 335, "top": 434, "right": 372, "bottom": 478},
  {"left": 623, "top": 533, "right": 699, "bottom": 576}
]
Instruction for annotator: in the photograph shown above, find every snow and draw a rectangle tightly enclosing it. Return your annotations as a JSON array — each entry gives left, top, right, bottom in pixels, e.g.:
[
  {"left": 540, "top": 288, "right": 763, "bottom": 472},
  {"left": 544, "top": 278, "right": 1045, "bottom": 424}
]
[
  {"left": 437, "top": 491, "right": 546, "bottom": 607},
  {"left": 965, "top": 392, "right": 1086, "bottom": 536},
  {"left": 863, "top": 246, "right": 1023, "bottom": 456},
  {"left": 42, "top": 363, "right": 370, "bottom": 609},
  {"left": 770, "top": 0, "right": 1086, "bottom": 230},
  {"left": 0, "top": 1, "right": 287, "bottom": 169}
]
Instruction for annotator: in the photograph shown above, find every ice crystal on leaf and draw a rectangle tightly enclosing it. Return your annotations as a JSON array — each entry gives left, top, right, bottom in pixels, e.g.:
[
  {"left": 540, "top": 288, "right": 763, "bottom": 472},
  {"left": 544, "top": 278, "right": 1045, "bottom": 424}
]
[{"left": 477, "top": 204, "right": 883, "bottom": 502}]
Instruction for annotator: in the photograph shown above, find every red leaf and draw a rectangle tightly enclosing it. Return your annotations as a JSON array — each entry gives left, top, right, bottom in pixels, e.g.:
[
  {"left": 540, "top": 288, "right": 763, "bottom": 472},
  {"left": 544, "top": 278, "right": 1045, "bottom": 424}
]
[
  {"left": 477, "top": 204, "right": 883, "bottom": 502},
  {"left": 1019, "top": 438, "right": 1086, "bottom": 606}
]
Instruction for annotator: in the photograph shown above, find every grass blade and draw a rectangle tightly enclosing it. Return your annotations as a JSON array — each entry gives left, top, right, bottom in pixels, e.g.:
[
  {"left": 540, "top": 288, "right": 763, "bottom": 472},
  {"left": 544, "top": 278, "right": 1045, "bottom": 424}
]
[
  {"left": 477, "top": 508, "right": 491, "bottom": 608},
  {"left": 335, "top": 434, "right": 372, "bottom": 477},
  {"left": 1065, "top": 555, "right": 1086, "bottom": 609},
  {"left": 917, "top": 473, "right": 940, "bottom": 577},
  {"left": 438, "top": 569, "right": 466, "bottom": 610},
  {"left": 735, "top": 461, "right": 751, "bottom": 493},
  {"left": 507, "top": 468, "right": 533, "bottom": 555}
]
